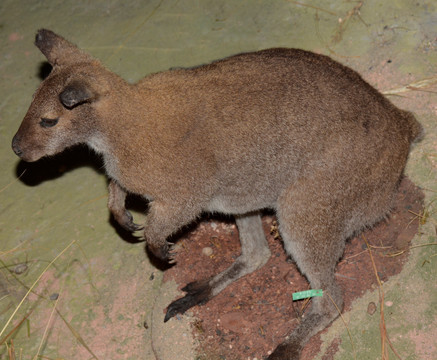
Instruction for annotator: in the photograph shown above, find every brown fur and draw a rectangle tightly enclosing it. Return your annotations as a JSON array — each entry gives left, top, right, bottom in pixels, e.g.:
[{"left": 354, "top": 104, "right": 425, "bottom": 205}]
[{"left": 12, "top": 30, "right": 422, "bottom": 359}]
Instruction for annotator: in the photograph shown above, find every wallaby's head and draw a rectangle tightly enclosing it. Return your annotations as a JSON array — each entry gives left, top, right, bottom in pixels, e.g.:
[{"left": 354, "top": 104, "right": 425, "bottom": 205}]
[{"left": 12, "top": 29, "right": 115, "bottom": 162}]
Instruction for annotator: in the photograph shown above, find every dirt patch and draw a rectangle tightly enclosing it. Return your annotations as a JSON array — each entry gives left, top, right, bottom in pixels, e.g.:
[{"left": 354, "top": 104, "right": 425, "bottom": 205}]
[{"left": 163, "top": 177, "right": 424, "bottom": 360}]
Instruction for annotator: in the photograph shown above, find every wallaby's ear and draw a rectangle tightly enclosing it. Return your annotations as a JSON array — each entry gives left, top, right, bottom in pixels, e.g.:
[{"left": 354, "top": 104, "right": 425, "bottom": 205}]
[
  {"left": 35, "top": 29, "right": 93, "bottom": 66},
  {"left": 59, "top": 81, "right": 95, "bottom": 108}
]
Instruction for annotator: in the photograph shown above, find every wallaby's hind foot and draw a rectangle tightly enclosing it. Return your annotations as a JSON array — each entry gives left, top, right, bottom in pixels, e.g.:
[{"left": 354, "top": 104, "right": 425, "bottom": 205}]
[
  {"left": 165, "top": 213, "right": 271, "bottom": 321},
  {"left": 267, "top": 271, "right": 343, "bottom": 359},
  {"left": 267, "top": 296, "right": 342, "bottom": 359},
  {"left": 267, "top": 341, "right": 301, "bottom": 360},
  {"left": 164, "top": 279, "right": 210, "bottom": 322}
]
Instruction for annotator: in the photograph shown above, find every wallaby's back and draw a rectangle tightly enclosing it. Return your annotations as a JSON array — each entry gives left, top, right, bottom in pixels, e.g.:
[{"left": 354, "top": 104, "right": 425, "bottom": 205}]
[{"left": 133, "top": 48, "right": 421, "bottom": 212}]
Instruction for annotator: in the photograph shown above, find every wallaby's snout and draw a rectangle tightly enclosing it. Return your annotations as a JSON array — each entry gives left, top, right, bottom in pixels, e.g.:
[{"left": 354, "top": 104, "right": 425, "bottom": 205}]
[{"left": 11, "top": 135, "right": 23, "bottom": 158}]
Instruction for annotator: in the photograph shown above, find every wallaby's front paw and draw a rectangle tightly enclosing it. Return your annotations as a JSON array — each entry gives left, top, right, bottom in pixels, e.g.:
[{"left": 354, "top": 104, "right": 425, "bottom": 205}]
[
  {"left": 116, "top": 209, "right": 143, "bottom": 232},
  {"left": 148, "top": 242, "right": 176, "bottom": 264}
]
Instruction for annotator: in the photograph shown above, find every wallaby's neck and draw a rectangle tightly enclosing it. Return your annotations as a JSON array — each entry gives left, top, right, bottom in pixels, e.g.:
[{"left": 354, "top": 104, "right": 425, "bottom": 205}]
[
  {"left": 86, "top": 77, "right": 155, "bottom": 186},
  {"left": 87, "top": 78, "right": 146, "bottom": 153}
]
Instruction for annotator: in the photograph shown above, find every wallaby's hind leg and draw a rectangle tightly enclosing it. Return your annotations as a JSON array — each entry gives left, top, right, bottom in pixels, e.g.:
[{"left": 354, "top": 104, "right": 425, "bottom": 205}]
[
  {"left": 267, "top": 241, "right": 343, "bottom": 359},
  {"left": 268, "top": 181, "right": 347, "bottom": 359},
  {"left": 165, "top": 212, "right": 271, "bottom": 322}
]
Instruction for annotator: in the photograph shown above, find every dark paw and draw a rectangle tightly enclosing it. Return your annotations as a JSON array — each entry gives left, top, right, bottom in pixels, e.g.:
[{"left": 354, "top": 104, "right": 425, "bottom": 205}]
[
  {"left": 117, "top": 210, "right": 143, "bottom": 232},
  {"left": 267, "top": 342, "right": 302, "bottom": 360},
  {"left": 164, "top": 280, "right": 211, "bottom": 322},
  {"left": 148, "top": 242, "right": 176, "bottom": 264}
]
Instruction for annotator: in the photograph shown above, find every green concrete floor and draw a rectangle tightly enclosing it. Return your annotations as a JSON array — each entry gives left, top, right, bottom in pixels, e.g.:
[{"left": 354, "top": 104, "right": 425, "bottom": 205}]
[{"left": 0, "top": 1, "right": 436, "bottom": 359}]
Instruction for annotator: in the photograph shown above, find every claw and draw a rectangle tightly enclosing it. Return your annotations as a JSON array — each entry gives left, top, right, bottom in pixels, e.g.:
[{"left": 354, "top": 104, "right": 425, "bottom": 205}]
[
  {"left": 122, "top": 210, "right": 143, "bottom": 232},
  {"left": 148, "top": 241, "right": 177, "bottom": 263},
  {"left": 114, "top": 209, "right": 144, "bottom": 232},
  {"left": 125, "top": 222, "right": 143, "bottom": 232},
  {"left": 131, "top": 223, "right": 144, "bottom": 232},
  {"left": 167, "top": 250, "right": 177, "bottom": 264}
]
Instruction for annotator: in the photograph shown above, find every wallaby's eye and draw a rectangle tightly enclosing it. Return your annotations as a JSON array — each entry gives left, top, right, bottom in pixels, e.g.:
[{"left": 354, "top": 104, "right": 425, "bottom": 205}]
[{"left": 40, "top": 117, "right": 59, "bottom": 128}]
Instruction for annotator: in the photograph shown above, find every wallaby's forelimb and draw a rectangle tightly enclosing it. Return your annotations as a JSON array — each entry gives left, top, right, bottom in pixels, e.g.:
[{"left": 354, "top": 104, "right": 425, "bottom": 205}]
[
  {"left": 144, "top": 200, "right": 203, "bottom": 262},
  {"left": 108, "top": 180, "right": 143, "bottom": 232}
]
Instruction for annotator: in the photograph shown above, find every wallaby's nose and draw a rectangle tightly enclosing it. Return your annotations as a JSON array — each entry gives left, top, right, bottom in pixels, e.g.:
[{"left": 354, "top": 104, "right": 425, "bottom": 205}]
[{"left": 12, "top": 135, "right": 23, "bottom": 157}]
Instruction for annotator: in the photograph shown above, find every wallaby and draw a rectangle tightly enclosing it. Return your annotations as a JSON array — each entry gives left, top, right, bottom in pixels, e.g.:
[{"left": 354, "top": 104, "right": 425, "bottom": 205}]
[{"left": 12, "top": 29, "right": 422, "bottom": 359}]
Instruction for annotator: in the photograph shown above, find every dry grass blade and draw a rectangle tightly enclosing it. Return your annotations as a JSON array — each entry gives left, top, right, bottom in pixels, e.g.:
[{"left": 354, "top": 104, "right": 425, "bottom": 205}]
[
  {"left": 313, "top": 10, "right": 360, "bottom": 59},
  {"left": 382, "top": 77, "right": 437, "bottom": 95},
  {"left": 286, "top": 0, "right": 337, "bottom": 16},
  {"left": 0, "top": 240, "right": 28, "bottom": 257},
  {"left": 0, "top": 259, "right": 47, "bottom": 302},
  {"left": 8, "top": 339, "right": 15, "bottom": 360},
  {"left": 407, "top": 209, "right": 428, "bottom": 227},
  {"left": 385, "top": 242, "right": 437, "bottom": 257},
  {"left": 56, "top": 309, "right": 99, "bottom": 360},
  {"left": 331, "top": 1, "right": 365, "bottom": 45},
  {"left": 362, "top": 235, "right": 403, "bottom": 360},
  {"left": 0, "top": 239, "right": 76, "bottom": 340},
  {"left": 363, "top": 235, "right": 388, "bottom": 359},
  {"left": 0, "top": 170, "right": 26, "bottom": 194},
  {"left": 32, "top": 258, "right": 72, "bottom": 360},
  {"left": 0, "top": 310, "right": 33, "bottom": 346},
  {"left": 326, "top": 292, "right": 356, "bottom": 359}
]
